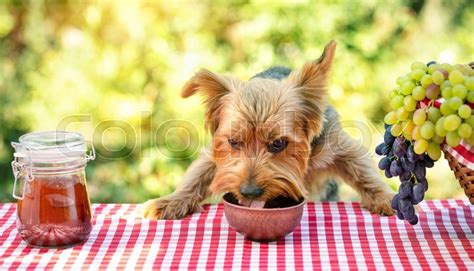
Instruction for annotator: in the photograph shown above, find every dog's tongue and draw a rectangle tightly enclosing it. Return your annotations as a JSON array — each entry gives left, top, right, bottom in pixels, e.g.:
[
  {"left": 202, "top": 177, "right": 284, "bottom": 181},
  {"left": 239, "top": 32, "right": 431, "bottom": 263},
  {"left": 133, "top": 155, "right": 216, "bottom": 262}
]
[{"left": 239, "top": 199, "right": 266, "bottom": 209}]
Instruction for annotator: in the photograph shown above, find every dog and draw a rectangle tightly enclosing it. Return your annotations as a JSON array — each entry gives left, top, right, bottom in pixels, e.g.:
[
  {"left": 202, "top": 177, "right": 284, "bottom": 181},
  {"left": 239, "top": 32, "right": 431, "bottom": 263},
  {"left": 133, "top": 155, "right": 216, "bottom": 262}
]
[{"left": 143, "top": 41, "right": 394, "bottom": 220}]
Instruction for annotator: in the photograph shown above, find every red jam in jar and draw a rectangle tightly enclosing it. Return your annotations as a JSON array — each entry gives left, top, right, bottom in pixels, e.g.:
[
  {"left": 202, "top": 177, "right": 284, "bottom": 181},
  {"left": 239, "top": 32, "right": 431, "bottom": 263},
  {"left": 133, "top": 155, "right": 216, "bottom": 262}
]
[{"left": 11, "top": 131, "right": 95, "bottom": 247}]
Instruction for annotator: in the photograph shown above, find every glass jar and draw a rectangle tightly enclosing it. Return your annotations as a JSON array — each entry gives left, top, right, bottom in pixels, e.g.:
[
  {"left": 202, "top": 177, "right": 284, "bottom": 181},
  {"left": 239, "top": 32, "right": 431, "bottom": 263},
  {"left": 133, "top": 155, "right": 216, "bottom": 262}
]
[{"left": 11, "top": 131, "right": 95, "bottom": 247}]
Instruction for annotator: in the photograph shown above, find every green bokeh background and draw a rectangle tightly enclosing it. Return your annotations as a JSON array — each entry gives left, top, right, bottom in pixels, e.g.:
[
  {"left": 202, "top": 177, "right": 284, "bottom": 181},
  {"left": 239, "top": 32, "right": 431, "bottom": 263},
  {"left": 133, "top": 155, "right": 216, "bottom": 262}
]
[{"left": 1, "top": 0, "right": 473, "bottom": 203}]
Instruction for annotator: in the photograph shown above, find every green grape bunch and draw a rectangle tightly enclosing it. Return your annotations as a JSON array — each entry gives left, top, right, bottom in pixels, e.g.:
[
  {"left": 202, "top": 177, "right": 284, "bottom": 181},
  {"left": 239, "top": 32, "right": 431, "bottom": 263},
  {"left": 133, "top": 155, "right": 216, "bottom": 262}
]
[{"left": 384, "top": 61, "right": 474, "bottom": 161}]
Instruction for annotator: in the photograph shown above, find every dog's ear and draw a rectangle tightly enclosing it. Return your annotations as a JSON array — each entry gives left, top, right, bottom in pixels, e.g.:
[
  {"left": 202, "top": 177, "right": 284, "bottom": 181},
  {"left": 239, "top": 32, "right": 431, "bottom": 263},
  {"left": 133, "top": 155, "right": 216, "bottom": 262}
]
[
  {"left": 181, "top": 69, "right": 237, "bottom": 133},
  {"left": 287, "top": 40, "right": 336, "bottom": 97},
  {"left": 181, "top": 69, "right": 232, "bottom": 99},
  {"left": 287, "top": 40, "right": 337, "bottom": 137}
]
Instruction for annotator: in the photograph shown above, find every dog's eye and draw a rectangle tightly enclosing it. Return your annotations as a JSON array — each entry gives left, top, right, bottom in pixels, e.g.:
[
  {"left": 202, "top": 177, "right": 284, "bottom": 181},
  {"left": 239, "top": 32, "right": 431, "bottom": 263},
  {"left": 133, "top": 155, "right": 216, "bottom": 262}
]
[
  {"left": 228, "top": 138, "right": 240, "bottom": 149},
  {"left": 268, "top": 138, "right": 288, "bottom": 153}
]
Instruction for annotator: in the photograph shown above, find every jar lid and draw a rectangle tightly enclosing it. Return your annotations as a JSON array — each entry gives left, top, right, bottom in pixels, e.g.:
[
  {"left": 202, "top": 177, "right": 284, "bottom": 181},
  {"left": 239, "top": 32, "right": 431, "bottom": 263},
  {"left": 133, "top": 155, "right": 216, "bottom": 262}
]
[{"left": 12, "top": 131, "right": 93, "bottom": 163}]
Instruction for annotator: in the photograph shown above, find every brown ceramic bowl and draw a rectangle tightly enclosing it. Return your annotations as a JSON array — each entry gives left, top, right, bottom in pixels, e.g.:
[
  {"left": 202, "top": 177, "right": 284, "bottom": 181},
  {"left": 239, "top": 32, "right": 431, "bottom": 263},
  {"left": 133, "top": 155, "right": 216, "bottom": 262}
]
[{"left": 223, "top": 193, "right": 305, "bottom": 242}]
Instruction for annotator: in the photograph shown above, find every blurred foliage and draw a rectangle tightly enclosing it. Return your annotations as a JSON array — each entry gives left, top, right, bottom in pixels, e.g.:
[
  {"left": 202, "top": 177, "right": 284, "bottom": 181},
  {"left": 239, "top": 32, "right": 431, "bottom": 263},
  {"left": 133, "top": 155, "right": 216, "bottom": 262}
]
[{"left": 0, "top": 0, "right": 473, "bottom": 203}]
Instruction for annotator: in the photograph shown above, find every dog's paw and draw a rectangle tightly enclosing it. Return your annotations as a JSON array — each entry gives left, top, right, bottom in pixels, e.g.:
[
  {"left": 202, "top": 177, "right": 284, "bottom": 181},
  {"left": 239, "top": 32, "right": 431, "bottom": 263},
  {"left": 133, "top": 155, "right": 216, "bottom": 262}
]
[
  {"left": 142, "top": 198, "right": 165, "bottom": 220},
  {"left": 361, "top": 192, "right": 395, "bottom": 216},
  {"left": 142, "top": 197, "right": 196, "bottom": 220}
]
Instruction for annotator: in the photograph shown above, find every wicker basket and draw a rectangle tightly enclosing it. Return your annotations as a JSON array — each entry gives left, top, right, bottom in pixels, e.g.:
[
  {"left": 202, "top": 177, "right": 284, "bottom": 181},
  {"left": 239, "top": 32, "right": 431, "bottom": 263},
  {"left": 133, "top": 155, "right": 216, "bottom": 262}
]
[
  {"left": 443, "top": 150, "right": 474, "bottom": 204},
  {"left": 442, "top": 62, "right": 474, "bottom": 205}
]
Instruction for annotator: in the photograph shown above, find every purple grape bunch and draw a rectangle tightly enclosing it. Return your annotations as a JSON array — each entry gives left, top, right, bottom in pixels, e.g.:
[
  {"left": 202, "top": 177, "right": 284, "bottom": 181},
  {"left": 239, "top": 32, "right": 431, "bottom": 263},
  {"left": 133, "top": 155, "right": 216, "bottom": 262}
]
[{"left": 376, "top": 124, "right": 434, "bottom": 225}]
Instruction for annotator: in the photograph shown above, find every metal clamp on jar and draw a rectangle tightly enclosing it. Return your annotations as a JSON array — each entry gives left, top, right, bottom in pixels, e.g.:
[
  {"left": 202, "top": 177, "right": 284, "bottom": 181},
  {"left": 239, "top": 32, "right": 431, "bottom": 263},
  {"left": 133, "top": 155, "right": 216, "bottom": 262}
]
[{"left": 11, "top": 131, "right": 95, "bottom": 247}]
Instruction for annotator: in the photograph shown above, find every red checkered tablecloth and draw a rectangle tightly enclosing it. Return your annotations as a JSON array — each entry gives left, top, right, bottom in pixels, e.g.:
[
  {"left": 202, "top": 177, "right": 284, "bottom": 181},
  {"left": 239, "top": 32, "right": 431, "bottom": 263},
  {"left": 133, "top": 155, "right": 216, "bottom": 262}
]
[{"left": 0, "top": 201, "right": 472, "bottom": 270}]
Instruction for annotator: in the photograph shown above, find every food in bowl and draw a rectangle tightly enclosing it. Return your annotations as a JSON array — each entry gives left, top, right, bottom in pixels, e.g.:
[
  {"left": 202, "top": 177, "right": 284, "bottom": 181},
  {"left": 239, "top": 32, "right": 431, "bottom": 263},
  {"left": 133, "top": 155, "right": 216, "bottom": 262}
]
[{"left": 223, "top": 193, "right": 305, "bottom": 242}]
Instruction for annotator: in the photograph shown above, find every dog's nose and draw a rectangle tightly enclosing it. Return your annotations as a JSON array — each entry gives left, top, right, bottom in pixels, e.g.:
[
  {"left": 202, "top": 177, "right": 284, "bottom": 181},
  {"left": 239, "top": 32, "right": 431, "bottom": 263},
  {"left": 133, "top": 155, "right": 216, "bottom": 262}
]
[{"left": 240, "top": 184, "right": 263, "bottom": 199}]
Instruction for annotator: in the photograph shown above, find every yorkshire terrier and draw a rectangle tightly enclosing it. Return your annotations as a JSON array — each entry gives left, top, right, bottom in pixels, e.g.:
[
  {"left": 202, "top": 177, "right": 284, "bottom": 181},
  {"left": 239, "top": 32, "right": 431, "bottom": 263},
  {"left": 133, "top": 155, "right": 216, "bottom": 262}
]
[{"left": 143, "top": 41, "right": 394, "bottom": 219}]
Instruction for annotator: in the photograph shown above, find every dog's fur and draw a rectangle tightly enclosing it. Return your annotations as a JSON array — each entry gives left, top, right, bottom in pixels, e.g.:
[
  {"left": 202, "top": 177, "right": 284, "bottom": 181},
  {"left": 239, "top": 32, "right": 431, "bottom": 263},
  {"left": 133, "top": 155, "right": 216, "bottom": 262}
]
[{"left": 143, "top": 41, "right": 394, "bottom": 219}]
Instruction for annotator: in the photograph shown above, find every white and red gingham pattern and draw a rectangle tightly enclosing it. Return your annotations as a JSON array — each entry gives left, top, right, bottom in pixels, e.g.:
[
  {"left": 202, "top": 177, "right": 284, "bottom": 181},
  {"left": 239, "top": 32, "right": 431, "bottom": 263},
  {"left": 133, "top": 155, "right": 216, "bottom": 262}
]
[
  {"left": 443, "top": 140, "right": 474, "bottom": 170},
  {"left": 0, "top": 201, "right": 472, "bottom": 270},
  {"left": 420, "top": 98, "right": 474, "bottom": 170}
]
